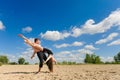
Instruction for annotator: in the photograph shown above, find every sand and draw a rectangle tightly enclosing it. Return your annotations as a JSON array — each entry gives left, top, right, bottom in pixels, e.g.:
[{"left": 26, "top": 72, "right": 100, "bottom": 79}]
[{"left": 0, "top": 64, "right": 120, "bottom": 80}]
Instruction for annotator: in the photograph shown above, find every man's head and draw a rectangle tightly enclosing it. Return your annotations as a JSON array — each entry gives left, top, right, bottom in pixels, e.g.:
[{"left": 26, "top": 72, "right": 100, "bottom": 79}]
[{"left": 34, "top": 38, "right": 41, "bottom": 44}]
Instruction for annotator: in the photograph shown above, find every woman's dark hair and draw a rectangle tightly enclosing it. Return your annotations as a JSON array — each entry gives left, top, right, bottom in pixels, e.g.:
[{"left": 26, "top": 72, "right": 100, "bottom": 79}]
[
  {"left": 46, "top": 58, "right": 53, "bottom": 72},
  {"left": 34, "top": 38, "right": 40, "bottom": 42}
]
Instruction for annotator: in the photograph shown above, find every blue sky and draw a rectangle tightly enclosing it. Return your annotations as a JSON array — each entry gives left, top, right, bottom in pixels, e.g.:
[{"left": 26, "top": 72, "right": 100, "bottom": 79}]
[{"left": 0, "top": 0, "right": 120, "bottom": 63}]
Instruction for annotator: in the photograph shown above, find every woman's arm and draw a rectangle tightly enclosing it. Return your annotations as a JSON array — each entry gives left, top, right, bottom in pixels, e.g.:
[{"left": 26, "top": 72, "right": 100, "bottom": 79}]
[{"left": 44, "top": 54, "right": 52, "bottom": 63}]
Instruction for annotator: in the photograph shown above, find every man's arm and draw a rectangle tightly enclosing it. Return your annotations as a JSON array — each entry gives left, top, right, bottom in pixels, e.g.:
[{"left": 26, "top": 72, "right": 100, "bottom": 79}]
[
  {"left": 24, "top": 40, "right": 43, "bottom": 51},
  {"left": 18, "top": 34, "right": 43, "bottom": 51},
  {"left": 18, "top": 34, "right": 34, "bottom": 46},
  {"left": 24, "top": 39, "right": 35, "bottom": 47},
  {"left": 18, "top": 34, "right": 28, "bottom": 40},
  {"left": 31, "top": 51, "right": 36, "bottom": 59}
]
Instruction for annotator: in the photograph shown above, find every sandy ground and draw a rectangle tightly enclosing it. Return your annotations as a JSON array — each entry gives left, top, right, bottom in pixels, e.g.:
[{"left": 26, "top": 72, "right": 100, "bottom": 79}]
[{"left": 0, "top": 65, "right": 120, "bottom": 80}]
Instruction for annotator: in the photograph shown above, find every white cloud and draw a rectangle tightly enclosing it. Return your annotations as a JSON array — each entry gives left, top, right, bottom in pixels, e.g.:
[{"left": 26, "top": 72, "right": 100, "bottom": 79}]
[
  {"left": 55, "top": 50, "right": 85, "bottom": 63},
  {"left": 55, "top": 46, "right": 98, "bottom": 63},
  {"left": 96, "top": 33, "right": 119, "bottom": 44},
  {"left": 107, "top": 39, "right": 120, "bottom": 46},
  {"left": 7, "top": 54, "right": 18, "bottom": 62},
  {"left": 22, "top": 26, "right": 32, "bottom": 33},
  {"left": 54, "top": 41, "right": 83, "bottom": 48},
  {"left": 55, "top": 44, "right": 99, "bottom": 62},
  {"left": 71, "top": 27, "right": 83, "bottom": 37},
  {"left": 40, "top": 9, "right": 120, "bottom": 41},
  {"left": 77, "top": 49, "right": 93, "bottom": 54},
  {"left": 100, "top": 56, "right": 114, "bottom": 62},
  {"left": 40, "top": 31, "right": 70, "bottom": 41},
  {"left": 72, "top": 9, "right": 120, "bottom": 37},
  {"left": 72, "top": 41, "right": 83, "bottom": 46},
  {"left": 0, "top": 21, "right": 5, "bottom": 30},
  {"left": 84, "top": 45, "right": 98, "bottom": 50},
  {"left": 54, "top": 43, "right": 70, "bottom": 48}
]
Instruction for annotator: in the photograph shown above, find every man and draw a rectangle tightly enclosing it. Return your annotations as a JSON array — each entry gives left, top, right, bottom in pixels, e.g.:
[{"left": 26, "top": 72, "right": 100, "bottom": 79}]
[{"left": 18, "top": 34, "right": 56, "bottom": 73}]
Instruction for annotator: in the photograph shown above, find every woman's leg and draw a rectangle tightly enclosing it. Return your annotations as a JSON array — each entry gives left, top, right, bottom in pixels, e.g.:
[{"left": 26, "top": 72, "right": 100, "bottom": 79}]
[
  {"left": 43, "top": 48, "right": 57, "bottom": 64},
  {"left": 43, "top": 48, "right": 53, "bottom": 55}
]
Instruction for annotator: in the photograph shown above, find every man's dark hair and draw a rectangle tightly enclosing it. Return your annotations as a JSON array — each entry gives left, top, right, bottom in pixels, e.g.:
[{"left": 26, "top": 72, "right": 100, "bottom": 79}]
[{"left": 34, "top": 38, "right": 40, "bottom": 42}]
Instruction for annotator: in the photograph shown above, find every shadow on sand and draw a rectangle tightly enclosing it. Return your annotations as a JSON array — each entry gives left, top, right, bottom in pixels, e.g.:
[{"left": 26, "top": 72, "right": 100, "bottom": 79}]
[{"left": 3, "top": 71, "right": 50, "bottom": 75}]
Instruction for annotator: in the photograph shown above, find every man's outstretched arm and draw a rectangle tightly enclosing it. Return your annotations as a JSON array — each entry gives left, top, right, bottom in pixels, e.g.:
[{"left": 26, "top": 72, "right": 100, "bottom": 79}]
[{"left": 18, "top": 34, "right": 43, "bottom": 51}]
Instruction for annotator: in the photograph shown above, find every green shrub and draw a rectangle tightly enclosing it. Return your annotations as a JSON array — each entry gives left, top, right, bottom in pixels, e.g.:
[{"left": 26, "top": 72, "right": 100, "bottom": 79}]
[
  {"left": 18, "top": 57, "right": 25, "bottom": 64},
  {"left": 24, "top": 62, "right": 29, "bottom": 65},
  {"left": 35, "top": 63, "right": 38, "bottom": 65},
  {"left": 9, "top": 62, "right": 17, "bottom": 65},
  {"left": 0, "top": 55, "right": 9, "bottom": 64},
  {"left": 0, "top": 62, "right": 2, "bottom": 66}
]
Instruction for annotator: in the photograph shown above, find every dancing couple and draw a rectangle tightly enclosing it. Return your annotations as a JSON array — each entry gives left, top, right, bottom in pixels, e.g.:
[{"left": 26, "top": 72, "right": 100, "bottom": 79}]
[{"left": 18, "top": 34, "right": 56, "bottom": 73}]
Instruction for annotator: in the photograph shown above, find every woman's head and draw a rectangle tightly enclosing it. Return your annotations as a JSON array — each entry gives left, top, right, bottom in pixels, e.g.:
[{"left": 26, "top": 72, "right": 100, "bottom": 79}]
[{"left": 34, "top": 38, "right": 41, "bottom": 44}]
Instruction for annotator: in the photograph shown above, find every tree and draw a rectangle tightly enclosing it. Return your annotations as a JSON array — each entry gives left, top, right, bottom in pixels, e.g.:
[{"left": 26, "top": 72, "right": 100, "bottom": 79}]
[
  {"left": 67, "top": 62, "right": 76, "bottom": 65},
  {"left": 91, "top": 54, "right": 96, "bottom": 63},
  {"left": 84, "top": 54, "right": 91, "bottom": 63},
  {"left": 0, "top": 55, "right": 9, "bottom": 64},
  {"left": 94, "top": 56, "right": 101, "bottom": 64},
  {"left": 84, "top": 53, "right": 102, "bottom": 64},
  {"left": 114, "top": 55, "right": 118, "bottom": 62},
  {"left": 0, "top": 62, "right": 2, "bottom": 66},
  {"left": 62, "top": 61, "right": 68, "bottom": 65},
  {"left": 114, "top": 52, "right": 120, "bottom": 63},
  {"left": 18, "top": 57, "right": 25, "bottom": 64}
]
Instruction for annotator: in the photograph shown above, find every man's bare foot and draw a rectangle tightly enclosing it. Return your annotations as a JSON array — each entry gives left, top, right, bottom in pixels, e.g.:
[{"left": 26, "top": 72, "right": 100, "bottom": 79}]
[
  {"left": 35, "top": 68, "right": 41, "bottom": 74},
  {"left": 35, "top": 71, "right": 40, "bottom": 74},
  {"left": 50, "top": 71, "right": 53, "bottom": 73}
]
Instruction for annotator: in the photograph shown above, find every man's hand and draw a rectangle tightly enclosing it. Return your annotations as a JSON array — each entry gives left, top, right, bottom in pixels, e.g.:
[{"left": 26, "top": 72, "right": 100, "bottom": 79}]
[
  {"left": 24, "top": 39, "right": 29, "bottom": 43},
  {"left": 18, "top": 34, "right": 23, "bottom": 38},
  {"left": 31, "top": 56, "right": 34, "bottom": 59},
  {"left": 18, "top": 34, "right": 27, "bottom": 40}
]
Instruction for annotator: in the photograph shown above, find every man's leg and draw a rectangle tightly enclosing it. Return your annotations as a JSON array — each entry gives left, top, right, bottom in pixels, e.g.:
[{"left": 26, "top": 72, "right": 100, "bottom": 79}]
[{"left": 37, "top": 52, "right": 44, "bottom": 73}]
